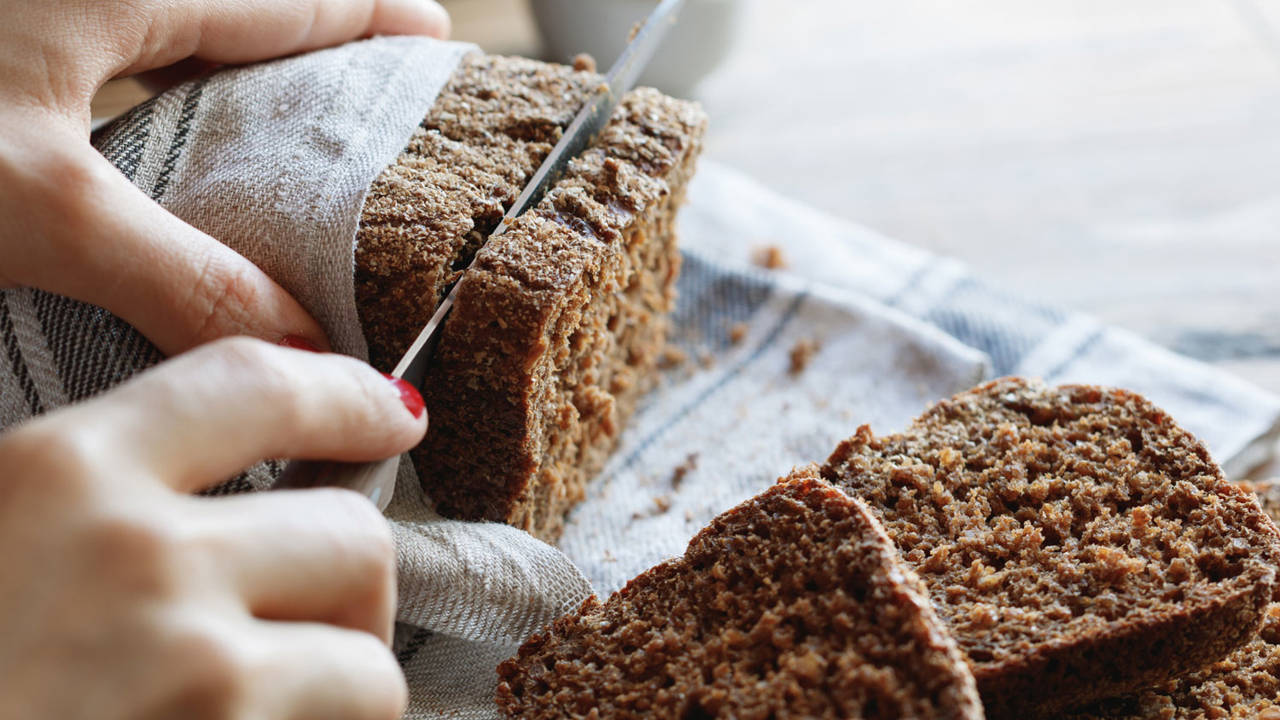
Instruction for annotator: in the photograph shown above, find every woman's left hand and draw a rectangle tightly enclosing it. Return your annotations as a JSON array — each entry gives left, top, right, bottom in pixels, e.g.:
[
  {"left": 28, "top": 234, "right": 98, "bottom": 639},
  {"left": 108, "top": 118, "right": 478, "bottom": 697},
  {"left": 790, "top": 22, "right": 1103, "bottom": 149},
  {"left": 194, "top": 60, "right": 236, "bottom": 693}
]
[{"left": 0, "top": 0, "right": 450, "bottom": 356}]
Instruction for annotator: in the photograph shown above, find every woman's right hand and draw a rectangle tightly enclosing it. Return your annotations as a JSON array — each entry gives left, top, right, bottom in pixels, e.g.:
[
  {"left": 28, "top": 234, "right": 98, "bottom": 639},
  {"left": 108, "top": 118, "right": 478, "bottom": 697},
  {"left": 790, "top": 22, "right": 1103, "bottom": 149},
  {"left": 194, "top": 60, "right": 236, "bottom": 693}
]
[{"left": 0, "top": 337, "right": 428, "bottom": 720}]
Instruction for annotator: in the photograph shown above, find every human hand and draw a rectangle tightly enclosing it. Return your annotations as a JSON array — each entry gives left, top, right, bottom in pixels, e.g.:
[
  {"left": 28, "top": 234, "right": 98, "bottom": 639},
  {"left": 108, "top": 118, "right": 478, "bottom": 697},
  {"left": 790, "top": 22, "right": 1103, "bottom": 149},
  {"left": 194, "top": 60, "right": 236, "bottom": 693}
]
[
  {"left": 0, "top": 0, "right": 450, "bottom": 356},
  {"left": 0, "top": 337, "right": 428, "bottom": 719}
]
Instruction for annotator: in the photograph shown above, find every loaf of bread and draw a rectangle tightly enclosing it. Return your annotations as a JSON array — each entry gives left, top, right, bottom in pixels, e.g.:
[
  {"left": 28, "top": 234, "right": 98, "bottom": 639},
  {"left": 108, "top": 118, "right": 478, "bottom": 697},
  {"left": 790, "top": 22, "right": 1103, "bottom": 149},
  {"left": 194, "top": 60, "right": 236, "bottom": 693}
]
[
  {"left": 356, "top": 55, "right": 707, "bottom": 539},
  {"left": 495, "top": 468, "right": 985, "bottom": 719},
  {"left": 822, "top": 377, "right": 1280, "bottom": 718}
]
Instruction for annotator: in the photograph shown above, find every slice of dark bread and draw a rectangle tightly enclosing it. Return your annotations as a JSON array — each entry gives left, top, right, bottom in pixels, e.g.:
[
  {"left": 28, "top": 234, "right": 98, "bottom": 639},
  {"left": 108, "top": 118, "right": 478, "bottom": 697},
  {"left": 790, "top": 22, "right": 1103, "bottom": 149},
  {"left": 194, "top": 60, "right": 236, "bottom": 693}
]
[
  {"left": 496, "top": 468, "right": 985, "bottom": 720},
  {"left": 822, "top": 377, "right": 1280, "bottom": 718},
  {"left": 1068, "top": 602, "right": 1280, "bottom": 719}
]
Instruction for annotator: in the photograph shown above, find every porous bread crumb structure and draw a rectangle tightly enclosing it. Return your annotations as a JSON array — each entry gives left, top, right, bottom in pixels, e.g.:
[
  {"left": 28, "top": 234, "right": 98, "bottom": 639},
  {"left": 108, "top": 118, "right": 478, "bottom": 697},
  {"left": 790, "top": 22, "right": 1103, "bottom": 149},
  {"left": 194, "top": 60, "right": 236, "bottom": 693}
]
[
  {"left": 1241, "top": 477, "right": 1280, "bottom": 525},
  {"left": 1069, "top": 602, "right": 1280, "bottom": 719},
  {"left": 355, "top": 54, "right": 706, "bottom": 540},
  {"left": 357, "top": 55, "right": 597, "bottom": 369},
  {"left": 496, "top": 469, "right": 985, "bottom": 720},
  {"left": 822, "top": 377, "right": 1280, "bottom": 719}
]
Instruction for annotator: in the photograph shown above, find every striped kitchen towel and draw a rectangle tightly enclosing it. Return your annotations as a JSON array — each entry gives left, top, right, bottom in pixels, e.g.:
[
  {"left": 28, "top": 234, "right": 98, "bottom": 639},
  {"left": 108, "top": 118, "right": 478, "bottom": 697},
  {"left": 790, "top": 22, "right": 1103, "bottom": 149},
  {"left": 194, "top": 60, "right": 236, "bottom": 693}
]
[{"left": 2, "top": 36, "right": 1277, "bottom": 719}]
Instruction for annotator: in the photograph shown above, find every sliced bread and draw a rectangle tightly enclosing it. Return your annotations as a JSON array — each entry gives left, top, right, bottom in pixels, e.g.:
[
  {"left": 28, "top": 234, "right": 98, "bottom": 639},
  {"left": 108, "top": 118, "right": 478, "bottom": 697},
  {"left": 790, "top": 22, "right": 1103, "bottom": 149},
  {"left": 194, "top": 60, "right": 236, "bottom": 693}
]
[
  {"left": 496, "top": 468, "right": 984, "bottom": 719},
  {"left": 822, "top": 377, "right": 1280, "bottom": 718}
]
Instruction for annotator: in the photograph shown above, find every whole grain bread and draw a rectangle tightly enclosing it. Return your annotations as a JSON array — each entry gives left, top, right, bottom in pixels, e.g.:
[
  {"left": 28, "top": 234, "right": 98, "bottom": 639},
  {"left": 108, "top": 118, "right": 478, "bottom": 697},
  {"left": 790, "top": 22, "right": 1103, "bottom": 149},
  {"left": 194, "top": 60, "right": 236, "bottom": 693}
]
[
  {"left": 822, "top": 377, "right": 1280, "bottom": 718},
  {"left": 1241, "top": 477, "right": 1280, "bottom": 526},
  {"left": 496, "top": 468, "right": 985, "bottom": 720},
  {"left": 1066, "top": 603, "right": 1280, "bottom": 719},
  {"left": 356, "top": 55, "right": 707, "bottom": 540}
]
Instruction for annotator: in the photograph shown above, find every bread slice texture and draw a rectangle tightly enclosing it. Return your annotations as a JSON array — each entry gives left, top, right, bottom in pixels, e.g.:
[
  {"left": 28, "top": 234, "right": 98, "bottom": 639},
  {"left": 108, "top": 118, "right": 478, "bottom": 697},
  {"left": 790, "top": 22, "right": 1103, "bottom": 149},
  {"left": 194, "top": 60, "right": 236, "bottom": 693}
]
[
  {"left": 822, "top": 377, "right": 1280, "bottom": 718},
  {"left": 357, "top": 54, "right": 602, "bottom": 370},
  {"left": 415, "top": 87, "right": 704, "bottom": 540},
  {"left": 355, "top": 55, "right": 706, "bottom": 540},
  {"left": 496, "top": 468, "right": 986, "bottom": 720},
  {"left": 1066, "top": 602, "right": 1280, "bottom": 719},
  {"left": 1242, "top": 476, "right": 1280, "bottom": 526}
]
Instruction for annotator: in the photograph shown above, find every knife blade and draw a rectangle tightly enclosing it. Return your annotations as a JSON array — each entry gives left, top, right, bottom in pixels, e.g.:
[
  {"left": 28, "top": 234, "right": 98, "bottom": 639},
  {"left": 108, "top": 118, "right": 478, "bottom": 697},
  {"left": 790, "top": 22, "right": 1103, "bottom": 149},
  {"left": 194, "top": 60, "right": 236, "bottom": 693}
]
[{"left": 273, "top": 0, "right": 688, "bottom": 510}]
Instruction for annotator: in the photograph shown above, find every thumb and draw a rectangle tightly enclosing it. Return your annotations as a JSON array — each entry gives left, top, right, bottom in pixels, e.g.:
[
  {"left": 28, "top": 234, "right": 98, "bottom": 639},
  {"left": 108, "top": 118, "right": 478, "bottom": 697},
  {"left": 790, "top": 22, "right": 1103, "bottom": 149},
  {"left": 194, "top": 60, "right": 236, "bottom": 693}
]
[{"left": 0, "top": 120, "right": 329, "bottom": 356}]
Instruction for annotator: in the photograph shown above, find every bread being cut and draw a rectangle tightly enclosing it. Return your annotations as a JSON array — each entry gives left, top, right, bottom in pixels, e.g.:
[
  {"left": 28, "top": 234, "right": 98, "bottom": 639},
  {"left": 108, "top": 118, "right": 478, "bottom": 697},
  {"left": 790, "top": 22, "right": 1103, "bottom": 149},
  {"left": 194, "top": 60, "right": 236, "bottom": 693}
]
[
  {"left": 822, "top": 377, "right": 1280, "bottom": 718},
  {"left": 496, "top": 468, "right": 985, "bottom": 720},
  {"left": 356, "top": 54, "right": 707, "bottom": 540}
]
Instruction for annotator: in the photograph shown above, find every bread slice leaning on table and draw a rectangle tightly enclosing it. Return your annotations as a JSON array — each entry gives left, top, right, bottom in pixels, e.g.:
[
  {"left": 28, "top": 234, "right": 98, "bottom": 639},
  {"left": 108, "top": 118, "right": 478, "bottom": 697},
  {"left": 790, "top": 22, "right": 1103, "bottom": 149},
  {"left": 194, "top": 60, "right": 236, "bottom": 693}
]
[{"left": 823, "top": 377, "right": 1280, "bottom": 718}]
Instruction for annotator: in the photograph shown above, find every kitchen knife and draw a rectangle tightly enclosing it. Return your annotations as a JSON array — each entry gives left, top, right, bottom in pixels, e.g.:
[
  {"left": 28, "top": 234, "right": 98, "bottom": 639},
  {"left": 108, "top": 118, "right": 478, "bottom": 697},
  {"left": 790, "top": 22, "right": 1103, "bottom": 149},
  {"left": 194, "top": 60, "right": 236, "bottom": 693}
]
[{"left": 273, "top": 0, "right": 688, "bottom": 510}]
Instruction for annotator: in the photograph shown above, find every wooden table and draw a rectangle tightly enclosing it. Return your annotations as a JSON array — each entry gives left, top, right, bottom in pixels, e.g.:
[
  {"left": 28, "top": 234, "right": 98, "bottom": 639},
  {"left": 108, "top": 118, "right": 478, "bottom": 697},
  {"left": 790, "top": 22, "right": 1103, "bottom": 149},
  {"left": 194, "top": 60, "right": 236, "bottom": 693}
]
[{"left": 92, "top": 0, "right": 1280, "bottom": 477}]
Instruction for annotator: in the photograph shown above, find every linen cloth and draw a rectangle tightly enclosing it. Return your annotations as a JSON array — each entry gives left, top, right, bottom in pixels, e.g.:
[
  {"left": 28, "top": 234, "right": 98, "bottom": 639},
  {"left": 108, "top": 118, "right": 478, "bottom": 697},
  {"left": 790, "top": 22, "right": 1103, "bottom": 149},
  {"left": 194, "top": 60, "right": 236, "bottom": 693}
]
[{"left": 2, "top": 37, "right": 1277, "bottom": 718}]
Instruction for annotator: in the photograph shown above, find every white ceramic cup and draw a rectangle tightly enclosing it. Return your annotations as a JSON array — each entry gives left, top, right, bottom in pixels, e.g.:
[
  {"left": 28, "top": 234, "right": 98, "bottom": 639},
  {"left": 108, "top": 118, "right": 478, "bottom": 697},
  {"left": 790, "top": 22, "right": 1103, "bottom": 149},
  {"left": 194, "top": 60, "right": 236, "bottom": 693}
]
[{"left": 529, "top": 0, "right": 749, "bottom": 97}]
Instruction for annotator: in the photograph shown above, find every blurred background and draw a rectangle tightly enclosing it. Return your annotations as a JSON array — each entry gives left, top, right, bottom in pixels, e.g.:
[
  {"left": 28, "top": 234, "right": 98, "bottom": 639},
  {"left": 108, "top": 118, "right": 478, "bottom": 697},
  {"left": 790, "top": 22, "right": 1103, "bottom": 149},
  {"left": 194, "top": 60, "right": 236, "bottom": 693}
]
[{"left": 93, "top": 0, "right": 1280, "bottom": 475}]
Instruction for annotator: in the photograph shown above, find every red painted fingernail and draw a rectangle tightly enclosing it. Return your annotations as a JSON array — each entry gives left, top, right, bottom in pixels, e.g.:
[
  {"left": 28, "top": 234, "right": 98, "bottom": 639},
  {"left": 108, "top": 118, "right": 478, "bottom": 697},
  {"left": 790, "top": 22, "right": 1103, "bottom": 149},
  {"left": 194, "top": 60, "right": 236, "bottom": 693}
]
[
  {"left": 279, "top": 335, "right": 322, "bottom": 352},
  {"left": 384, "top": 374, "right": 425, "bottom": 420}
]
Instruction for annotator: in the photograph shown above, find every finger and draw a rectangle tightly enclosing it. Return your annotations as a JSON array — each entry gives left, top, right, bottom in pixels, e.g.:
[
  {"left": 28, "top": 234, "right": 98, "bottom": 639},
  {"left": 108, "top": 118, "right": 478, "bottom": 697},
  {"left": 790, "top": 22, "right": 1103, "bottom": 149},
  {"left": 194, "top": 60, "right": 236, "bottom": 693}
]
[
  {"left": 188, "top": 489, "right": 397, "bottom": 643},
  {"left": 134, "top": 58, "right": 222, "bottom": 94},
  {"left": 247, "top": 622, "right": 408, "bottom": 720},
  {"left": 68, "top": 337, "right": 427, "bottom": 491},
  {"left": 0, "top": 131, "right": 330, "bottom": 356},
  {"left": 119, "top": 0, "right": 451, "bottom": 76}
]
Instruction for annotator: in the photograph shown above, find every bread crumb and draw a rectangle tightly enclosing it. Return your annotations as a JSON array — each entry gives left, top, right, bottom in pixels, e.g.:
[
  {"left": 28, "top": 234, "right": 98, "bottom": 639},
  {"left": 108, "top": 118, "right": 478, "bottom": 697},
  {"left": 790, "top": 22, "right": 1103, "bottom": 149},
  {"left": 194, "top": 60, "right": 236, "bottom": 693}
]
[
  {"left": 752, "top": 245, "right": 788, "bottom": 270},
  {"left": 653, "top": 495, "right": 672, "bottom": 514},
  {"left": 698, "top": 350, "right": 715, "bottom": 369},
  {"left": 728, "top": 322, "right": 748, "bottom": 345},
  {"left": 671, "top": 453, "right": 700, "bottom": 489},
  {"left": 658, "top": 346, "right": 687, "bottom": 369},
  {"left": 572, "top": 53, "right": 596, "bottom": 73},
  {"left": 788, "top": 338, "right": 821, "bottom": 375}
]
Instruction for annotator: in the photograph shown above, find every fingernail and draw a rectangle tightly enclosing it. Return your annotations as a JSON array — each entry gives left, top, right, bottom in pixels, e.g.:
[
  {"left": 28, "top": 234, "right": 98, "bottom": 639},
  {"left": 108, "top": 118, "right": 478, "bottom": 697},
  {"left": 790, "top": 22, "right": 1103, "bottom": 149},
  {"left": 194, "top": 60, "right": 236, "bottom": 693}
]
[
  {"left": 279, "top": 334, "right": 322, "bottom": 352},
  {"left": 384, "top": 374, "right": 425, "bottom": 420}
]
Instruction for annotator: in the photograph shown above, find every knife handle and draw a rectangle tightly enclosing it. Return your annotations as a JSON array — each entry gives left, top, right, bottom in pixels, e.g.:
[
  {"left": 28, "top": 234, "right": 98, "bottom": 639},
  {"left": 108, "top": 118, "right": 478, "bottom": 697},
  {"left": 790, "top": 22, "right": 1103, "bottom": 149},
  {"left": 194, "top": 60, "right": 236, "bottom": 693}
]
[{"left": 273, "top": 455, "right": 401, "bottom": 512}]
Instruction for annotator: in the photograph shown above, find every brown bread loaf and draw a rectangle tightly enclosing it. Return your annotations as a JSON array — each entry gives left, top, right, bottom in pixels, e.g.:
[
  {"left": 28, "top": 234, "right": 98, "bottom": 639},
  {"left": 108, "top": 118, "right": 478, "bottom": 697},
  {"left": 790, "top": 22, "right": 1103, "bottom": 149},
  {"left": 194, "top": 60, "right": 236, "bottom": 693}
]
[
  {"left": 355, "top": 54, "right": 707, "bottom": 540},
  {"left": 495, "top": 468, "right": 986, "bottom": 720},
  {"left": 822, "top": 377, "right": 1280, "bottom": 718}
]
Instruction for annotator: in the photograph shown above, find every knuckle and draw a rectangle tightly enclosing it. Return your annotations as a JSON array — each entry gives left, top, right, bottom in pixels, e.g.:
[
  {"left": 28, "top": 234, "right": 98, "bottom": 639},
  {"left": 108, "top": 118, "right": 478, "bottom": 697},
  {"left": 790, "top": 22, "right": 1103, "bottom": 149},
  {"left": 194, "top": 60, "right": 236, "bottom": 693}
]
[
  {"left": 0, "top": 424, "right": 102, "bottom": 496},
  {"left": 86, "top": 510, "right": 185, "bottom": 598},
  {"left": 182, "top": 254, "right": 266, "bottom": 345},
  {"left": 38, "top": 149, "right": 111, "bottom": 224},
  {"left": 166, "top": 622, "right": 249, "bottom": 714},
  {"left": 202, "top": 337, "right": 305, "bottom": 414},
  {"left": 319, "top": 489, "right": 397, "bottom": 584}
]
